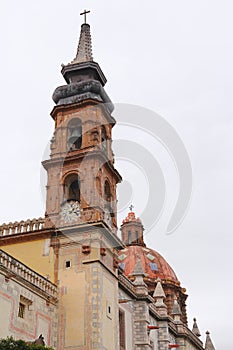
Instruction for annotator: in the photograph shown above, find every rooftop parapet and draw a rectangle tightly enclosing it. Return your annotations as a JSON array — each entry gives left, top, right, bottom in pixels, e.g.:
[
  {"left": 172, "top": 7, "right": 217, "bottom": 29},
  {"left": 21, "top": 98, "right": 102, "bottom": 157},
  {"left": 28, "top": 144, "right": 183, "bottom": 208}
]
[
  {"left": 0, "top": 249, "right": 57, "bottom": 300},
  {"left": 0, "top": 217, "right": 45, "bottom": 236}
]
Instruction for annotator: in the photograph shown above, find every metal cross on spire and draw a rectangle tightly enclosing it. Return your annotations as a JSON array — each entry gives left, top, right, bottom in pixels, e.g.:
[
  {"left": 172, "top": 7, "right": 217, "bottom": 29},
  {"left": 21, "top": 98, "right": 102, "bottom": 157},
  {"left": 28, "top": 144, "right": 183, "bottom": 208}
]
[
  {"left": 129, "top": 204, "right": 134, "bottom": 212},
  {"left": 80, "top": 9, "right": 90, "bottom": 24}
]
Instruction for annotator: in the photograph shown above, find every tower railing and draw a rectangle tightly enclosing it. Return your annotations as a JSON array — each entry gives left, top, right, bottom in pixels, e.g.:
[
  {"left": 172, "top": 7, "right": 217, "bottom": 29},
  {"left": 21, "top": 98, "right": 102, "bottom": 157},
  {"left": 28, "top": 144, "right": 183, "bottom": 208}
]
[{"left": 0, "top": 217, "right": 45, "bottom": 236}]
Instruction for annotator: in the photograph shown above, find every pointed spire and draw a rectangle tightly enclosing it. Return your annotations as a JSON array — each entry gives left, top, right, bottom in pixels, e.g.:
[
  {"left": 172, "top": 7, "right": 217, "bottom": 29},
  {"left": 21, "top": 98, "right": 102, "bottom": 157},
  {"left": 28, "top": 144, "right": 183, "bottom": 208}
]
[
  {"left": 71, "top": 23, "right": 93, "bottom": 64},
  {"left": 172, "top": 297, "right": 182, "bottom": 316},
  {"left": 205, "top": 331, "right": 215, "bottom": 350},
  {"left": 153, "top": 279, "right": 167, "bottom": 316},
  {"left": 192, "top": 318, "right": 201, "bottom": 337},
  {"left": 132, "top": 255, "right": 148, "bottom": 295},
  {"left": 133, "top": 254, "right": 145, "bottom": 277},
  {"left": 172, "top": 297, "right": 182, "bottom": 323},
  {"left": 153, "top": 279, "right": 166, "bottom": 299},
  {"left": 55, "top": 12, "right": 111, "bottom": 110}
]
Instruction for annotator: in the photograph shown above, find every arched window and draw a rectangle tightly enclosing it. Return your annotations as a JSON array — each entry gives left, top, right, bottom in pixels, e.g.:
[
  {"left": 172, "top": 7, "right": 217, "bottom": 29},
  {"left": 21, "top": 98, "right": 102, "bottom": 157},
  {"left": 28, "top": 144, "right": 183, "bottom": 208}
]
[
  {"left": 128, "top": 231, "right": 132, "bottom": 245},
  {"left": 135, "top": 230, "right": 139, "bottom": 244},
  {"left": 64, "top": 174, "right": 80, "bottom": 202},
  {"left": 104, "top": 180, "right": 111, "bottom": 202},
  {"left": 101, "top": 126, "right": 107, "bottom": 152},
  {"left": 67, "top": 118, "right": 82, "bottom": 151}
]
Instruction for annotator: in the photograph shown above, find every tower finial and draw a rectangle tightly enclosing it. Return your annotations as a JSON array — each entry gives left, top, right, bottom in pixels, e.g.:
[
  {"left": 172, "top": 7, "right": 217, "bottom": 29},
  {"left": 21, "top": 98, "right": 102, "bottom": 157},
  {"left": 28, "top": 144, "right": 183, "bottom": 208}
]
[
  {"left": 132, "top": 255, "right": 148, "bottom": 295},
  {"left": 172, "top": 296, "right": 182, "bottom": 323},
  {"left": 205, "top": 331, "right": 216, "bottom": 350},
  {"left": 153, "top": 279, "right": 167, "bottom": 316},
  {"left": 71, "top": 16, "right": 93, "bottom": 64},
  {"left": 192, "top": 318, "right": 201, "bottom": 337},
  {"left": 80, "top": 9, "right": 90, "bottom": 24}
]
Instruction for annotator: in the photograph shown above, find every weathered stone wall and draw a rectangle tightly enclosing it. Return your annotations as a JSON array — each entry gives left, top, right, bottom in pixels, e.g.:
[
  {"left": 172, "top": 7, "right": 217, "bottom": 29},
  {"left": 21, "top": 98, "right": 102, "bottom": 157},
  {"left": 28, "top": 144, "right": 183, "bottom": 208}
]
[{"left": 0, "top": 254, "right": 58, "bottom": 348}]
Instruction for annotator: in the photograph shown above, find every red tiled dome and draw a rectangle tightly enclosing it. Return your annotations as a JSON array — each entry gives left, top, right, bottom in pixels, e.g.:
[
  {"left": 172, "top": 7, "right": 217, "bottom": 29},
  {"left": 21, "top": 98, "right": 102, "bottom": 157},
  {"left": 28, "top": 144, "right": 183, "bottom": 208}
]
[
  {"left": 118, "top": 245, "right": 179, "bottom": 284},
  {"left": 119, "top": 211, "right": 187, "bottom": 323}
]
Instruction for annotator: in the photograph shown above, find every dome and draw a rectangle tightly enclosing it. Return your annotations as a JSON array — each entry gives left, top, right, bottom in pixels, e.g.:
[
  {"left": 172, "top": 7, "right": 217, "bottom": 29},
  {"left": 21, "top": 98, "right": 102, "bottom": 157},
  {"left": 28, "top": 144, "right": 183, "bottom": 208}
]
[
  {"left": 118, "top": 245, "right": 180, "bottom": 285},
  {"left": 119, "top": 210, "right": 188, "bottom": 324},
  {"left": 119, "top": 210, "right": 179, "bottom": 285}
]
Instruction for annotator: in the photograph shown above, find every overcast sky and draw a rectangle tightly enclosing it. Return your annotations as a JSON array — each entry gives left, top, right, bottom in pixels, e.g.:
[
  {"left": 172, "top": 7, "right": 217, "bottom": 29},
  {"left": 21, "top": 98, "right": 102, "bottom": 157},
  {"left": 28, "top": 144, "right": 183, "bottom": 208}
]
[{"left": 1, "top": 1, "right": 233, "bottom": 348}]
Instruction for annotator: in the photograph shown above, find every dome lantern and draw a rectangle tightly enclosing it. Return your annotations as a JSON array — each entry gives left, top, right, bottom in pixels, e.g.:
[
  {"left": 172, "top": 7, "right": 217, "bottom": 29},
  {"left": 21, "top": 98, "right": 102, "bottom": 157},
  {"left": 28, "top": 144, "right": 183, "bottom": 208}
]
[{"left": 120, "top": 208, "right": 145, "bottom": 246}]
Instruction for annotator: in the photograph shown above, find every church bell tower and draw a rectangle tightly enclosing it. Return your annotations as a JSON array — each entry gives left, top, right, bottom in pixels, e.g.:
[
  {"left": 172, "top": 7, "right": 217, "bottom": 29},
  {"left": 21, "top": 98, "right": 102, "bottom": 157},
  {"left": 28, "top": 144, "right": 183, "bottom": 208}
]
[
  {"left": 43, "top": 18, "right": 121, "bottom": 232},
  {"left": 42, "top": 13, "right": 124, "bottom": 349}
]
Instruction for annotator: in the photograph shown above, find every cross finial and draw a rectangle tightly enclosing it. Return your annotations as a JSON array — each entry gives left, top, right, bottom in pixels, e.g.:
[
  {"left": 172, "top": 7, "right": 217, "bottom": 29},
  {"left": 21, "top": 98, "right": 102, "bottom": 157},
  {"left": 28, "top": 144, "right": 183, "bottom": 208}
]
[
  {"left": 80, "top": 9, "right": 90, "bottom": 24},
  {"left": 129, "top": 204, "right": 134, "bottom": 212}
]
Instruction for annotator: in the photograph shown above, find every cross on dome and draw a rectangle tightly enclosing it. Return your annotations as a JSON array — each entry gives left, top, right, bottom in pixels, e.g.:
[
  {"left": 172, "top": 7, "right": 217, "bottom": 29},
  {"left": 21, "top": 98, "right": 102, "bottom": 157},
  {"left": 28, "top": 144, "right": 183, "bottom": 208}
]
[{"left": 129, "top": 204, "right": 134, "bottom": 212}]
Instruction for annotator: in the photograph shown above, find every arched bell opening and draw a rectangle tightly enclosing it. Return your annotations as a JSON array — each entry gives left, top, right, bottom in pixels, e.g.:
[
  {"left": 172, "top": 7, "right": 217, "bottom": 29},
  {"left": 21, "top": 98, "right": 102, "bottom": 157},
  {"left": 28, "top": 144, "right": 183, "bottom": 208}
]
[
  {"left": 104, "top": 180, "right": 111, "bottom": 202},
  {"left": 101, "top": 125, "right": 107, "bottom": 152},
  {"left": 67, "top": 118, "right": 82, "bottom": 151},
  {"left": 104, "top": 179, "right": 116, "bottom": 224},
  {"left": 63, "top": 174, "right": 80, "bottom": 203}
]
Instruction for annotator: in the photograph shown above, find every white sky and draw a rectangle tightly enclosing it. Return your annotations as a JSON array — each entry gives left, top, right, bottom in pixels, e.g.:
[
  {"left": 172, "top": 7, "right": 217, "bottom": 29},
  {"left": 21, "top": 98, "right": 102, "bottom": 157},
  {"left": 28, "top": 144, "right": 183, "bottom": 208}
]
[{"left": 1, "top": 1, "right": 233, "bottom": 348}]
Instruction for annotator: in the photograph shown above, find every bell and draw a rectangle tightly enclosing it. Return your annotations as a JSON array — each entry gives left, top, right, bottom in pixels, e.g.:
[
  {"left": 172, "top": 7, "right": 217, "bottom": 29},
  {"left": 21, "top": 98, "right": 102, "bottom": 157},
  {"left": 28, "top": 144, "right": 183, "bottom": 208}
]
[
  {"left": 69, "top": 129, "right": 80, "bottom": 142},
  {"left": 68, "top": 136, "right": 79, "bottom": 144},
  {"left": 68, "top": 128, "right": 82, "bottom": 148}
]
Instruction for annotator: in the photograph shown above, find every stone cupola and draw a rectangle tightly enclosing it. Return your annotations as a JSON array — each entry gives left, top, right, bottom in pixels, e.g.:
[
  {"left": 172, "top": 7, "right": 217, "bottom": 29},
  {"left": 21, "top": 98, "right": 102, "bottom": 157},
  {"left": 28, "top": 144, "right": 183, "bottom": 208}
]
[{"left": 120, "top": 209, "right": 145, "bottom": 246}]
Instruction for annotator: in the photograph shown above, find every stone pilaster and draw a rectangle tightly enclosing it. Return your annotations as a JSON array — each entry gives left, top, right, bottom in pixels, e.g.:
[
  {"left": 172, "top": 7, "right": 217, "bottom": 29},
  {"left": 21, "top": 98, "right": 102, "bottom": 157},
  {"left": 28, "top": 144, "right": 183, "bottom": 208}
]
[
  {"left": 132, "top": 256, "right": 150, "bottom": 349},
  {"left": 176, "top": 337, "right": 186, "bottom": 349},
  {"left": 133, "top": 300, "right": 151, "bottom": 350},
  {"left": 90, "top": 264, "right": 103, "bottom": 349},
  {"left": 157, "top": 320, "right": 170, "bottom": 350}
]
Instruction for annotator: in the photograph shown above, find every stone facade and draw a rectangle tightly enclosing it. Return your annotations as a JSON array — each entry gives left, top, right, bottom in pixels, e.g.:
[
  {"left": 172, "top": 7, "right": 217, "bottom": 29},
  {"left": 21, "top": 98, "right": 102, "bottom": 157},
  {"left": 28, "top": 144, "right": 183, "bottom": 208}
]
[
  {"left": 0, "top": 224, "right": 213, "bottom": 349},
  {"left": 0, "top": 250, "right": 58, "bottom": 347}
]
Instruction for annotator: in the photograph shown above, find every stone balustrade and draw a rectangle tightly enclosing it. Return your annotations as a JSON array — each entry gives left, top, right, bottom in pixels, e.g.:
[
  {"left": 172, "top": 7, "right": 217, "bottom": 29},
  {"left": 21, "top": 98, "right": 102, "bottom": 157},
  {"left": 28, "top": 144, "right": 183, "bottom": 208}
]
[
  {"left": 0, "top": 218, "right": 45, "bottom": 236},
  {"left": 0, "top": 249, "right": 57, "bottom": 300}
]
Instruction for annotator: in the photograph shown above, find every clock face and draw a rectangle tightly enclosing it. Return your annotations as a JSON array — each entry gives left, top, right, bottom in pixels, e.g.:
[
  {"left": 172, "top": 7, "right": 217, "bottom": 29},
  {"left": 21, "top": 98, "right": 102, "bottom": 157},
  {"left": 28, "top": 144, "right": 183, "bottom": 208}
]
[{"left": 61, "top": 201, "right": 81, "bottom": 223}]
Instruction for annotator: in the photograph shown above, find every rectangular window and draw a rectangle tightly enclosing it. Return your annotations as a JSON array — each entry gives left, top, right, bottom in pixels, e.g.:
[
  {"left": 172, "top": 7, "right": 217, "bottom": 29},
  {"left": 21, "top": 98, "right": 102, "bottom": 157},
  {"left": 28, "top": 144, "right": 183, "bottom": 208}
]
[
  {"left": 118, "top": 263, "right": 125, "bottom": 271},
  {"left": 149, "top": 262, "right": 158, "bottom": 271},
  {"left": 18, "top": 302, "right": 25, "bottom": 318},
  {"left": 18, "top": 296, "right": 32, "bottom": 320},
  {"left": 119, "top": 309, "right": 126, "bottom": 350},
  {"left": 66, "top": 260, "right": 71, "bottom": 268},
  {"left": 106, "top": 301, "right": 112, "bottom": 319}
]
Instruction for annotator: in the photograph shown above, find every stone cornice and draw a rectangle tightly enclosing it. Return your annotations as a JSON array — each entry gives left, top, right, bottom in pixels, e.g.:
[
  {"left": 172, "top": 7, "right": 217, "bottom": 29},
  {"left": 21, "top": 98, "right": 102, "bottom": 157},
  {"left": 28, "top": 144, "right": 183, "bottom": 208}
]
[
  {"left": 50, "top": 98, "right": 115, "bottom": 124},
  {"left": 53, "top": 221, "right": 124, "bottom": 249},
  {"left": 42, "top": 147, "right": 122, "bottom": 183},
  {"left": 168, "top": 321, "right": 204, "bottom": 349},
  {"left": 0, "top": 228, "right": 53, "bottom": 246}
]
